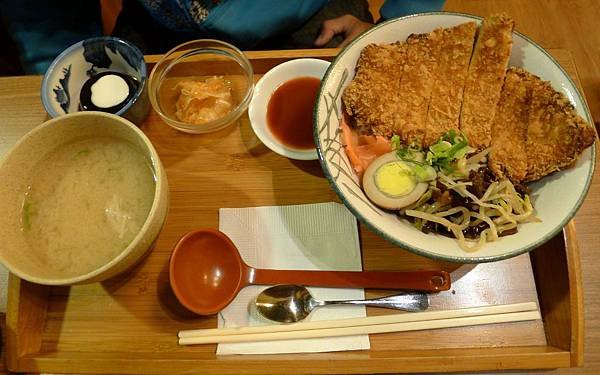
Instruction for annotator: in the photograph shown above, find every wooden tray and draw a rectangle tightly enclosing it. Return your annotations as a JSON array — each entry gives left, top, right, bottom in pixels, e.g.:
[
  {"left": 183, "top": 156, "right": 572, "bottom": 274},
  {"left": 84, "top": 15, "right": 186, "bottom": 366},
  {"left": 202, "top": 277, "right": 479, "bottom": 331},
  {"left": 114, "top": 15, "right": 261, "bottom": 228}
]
[{"left": 4, "top": 50, "right": 584, "bottom": 374}]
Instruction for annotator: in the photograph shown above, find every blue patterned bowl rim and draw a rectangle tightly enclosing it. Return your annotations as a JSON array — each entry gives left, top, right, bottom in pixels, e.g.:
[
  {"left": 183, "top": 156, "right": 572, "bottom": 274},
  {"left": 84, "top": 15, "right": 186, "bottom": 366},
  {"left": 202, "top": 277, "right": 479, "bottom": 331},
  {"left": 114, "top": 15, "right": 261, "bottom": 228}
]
[{"left": 41, "top": 36, "right": 147, "bottom": 118}]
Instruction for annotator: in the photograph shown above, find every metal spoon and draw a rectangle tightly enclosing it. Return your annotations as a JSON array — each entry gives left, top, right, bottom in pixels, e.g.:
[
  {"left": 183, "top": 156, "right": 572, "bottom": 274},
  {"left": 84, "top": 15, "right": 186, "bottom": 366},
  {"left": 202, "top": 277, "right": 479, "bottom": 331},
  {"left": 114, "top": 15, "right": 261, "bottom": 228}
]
[{"left": 255, "top": 284, "right": 429, "bottom": 323}]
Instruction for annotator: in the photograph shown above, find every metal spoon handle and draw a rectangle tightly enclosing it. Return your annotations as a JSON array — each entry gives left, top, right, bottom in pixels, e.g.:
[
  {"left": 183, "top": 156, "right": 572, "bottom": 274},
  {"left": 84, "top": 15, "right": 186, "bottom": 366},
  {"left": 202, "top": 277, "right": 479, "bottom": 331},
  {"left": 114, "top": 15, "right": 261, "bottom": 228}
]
[{"left": 322, "top": 292, "right": 429, "bottom": 312}]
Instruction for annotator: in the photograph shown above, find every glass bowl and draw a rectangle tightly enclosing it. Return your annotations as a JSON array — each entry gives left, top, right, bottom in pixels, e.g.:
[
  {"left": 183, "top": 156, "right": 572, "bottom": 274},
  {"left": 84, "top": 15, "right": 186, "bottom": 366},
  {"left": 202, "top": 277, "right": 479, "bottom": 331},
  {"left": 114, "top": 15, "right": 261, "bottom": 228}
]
[{"left": 148, "top": 39, "right": 254, "bottom": 134}]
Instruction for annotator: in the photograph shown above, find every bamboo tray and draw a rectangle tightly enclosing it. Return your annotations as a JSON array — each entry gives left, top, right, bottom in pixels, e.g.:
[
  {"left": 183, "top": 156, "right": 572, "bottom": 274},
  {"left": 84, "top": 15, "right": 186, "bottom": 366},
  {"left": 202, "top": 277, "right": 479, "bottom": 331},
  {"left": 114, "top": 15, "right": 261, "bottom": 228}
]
[{"left": 4, "top": 49, "right": 584, "bottom": 374}]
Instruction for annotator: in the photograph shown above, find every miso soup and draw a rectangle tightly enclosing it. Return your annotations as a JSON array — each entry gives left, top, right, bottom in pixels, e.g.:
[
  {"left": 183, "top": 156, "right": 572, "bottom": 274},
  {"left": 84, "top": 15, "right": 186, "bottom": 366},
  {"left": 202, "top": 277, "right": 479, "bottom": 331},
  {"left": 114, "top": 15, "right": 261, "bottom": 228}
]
[{"left": 21, "top": 137, "right": 156, "bottom": 276}]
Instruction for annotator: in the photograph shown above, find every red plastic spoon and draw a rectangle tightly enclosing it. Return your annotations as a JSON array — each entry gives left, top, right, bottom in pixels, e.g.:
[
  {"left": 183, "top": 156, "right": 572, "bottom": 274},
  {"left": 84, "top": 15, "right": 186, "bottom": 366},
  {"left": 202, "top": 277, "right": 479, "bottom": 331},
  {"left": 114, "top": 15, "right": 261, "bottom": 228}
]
[{"left": 168, "top": 228, "right": 451, "bottom": 315}]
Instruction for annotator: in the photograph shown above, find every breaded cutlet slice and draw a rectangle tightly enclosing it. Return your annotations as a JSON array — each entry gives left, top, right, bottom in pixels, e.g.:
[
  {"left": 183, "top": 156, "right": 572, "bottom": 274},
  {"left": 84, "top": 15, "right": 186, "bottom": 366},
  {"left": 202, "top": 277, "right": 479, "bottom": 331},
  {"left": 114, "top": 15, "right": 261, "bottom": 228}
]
[
  {"left": 395, "top": 29, "right": 443, "bottom": 146},
  {"left": 524, "top": 73, "right": 597, "bottom": 182},
  {"left": 342, "top": 42, "right": 407, "bottom": 137},
  {"left": 460, "top": 14, "right": 514, "bottom": 150},
  {"left": 424, "top": 22, "right": 477, "bottom": 147},
  {"left": 489, "top": 67, "right": 533, "bottom": 182}
]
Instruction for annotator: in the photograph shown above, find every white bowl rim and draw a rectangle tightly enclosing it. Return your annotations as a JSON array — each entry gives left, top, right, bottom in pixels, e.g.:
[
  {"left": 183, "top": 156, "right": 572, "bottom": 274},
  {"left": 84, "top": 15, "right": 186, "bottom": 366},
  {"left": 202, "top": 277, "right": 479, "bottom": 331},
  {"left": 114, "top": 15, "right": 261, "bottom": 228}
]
[
  {"left": 314, "top": 11, "right": 597, "bottom": 263},
  {"left": 0, "top": 111, "right": 166, "bottom": 284},
  {"left": 40, "top": 36, "right": 147, "bottom": 119}
]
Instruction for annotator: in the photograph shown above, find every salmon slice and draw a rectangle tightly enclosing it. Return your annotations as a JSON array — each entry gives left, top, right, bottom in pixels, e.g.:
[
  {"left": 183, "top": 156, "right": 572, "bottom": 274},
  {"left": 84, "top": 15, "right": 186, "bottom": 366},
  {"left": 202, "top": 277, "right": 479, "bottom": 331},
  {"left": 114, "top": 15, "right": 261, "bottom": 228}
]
[
  {"left": 395, "top": 29, "right": 442, "bottom": 146},
  {"left": 340, "top": 115, "right": 391, "bottom": 181},
  {"left": 342, "top": 42, "right": 407, "bottom": 137},
  {"left": 424, "top": 22, "right": 477, "bottom": 146},
  {"left": 460, "top": 14, "right": 514, "bottom": 150},
  {"left": 489, "top": 67, "right": 533, "bottom": 182}
]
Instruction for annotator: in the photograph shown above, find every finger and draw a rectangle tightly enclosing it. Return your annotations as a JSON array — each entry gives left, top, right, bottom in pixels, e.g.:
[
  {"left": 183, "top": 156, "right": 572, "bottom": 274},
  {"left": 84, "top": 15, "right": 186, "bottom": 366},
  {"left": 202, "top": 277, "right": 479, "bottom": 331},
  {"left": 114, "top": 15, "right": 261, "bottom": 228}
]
[
  {"left": 338, "top": 20, "right": 372, "bottom": 48},
  {"left": 314, "top": 16, "right": 352, "bottom": 46},
  {"left": 314, "top": 27, "right": 336, "bottom": 46},
  {"left": 338, "top": 29, "right": 361, "bottom": 49},
  {"left": 338, "top": 37, "right": 353, "bottom": 49}
]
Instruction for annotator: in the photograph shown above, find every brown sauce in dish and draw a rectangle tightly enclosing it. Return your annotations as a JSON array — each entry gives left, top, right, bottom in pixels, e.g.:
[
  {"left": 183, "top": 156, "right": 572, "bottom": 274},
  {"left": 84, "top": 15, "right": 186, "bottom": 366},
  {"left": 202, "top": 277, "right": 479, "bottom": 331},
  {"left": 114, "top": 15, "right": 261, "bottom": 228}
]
[{"left": 267, "top": 76, "right": 321, "bottom": 150}]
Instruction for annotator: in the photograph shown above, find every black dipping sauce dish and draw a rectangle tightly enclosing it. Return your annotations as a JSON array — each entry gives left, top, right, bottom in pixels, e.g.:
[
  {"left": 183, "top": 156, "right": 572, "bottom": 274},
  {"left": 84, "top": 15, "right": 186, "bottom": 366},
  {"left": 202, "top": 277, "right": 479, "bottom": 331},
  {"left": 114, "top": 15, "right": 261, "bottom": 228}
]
[{"left": 79, "top": 71, "right": 139, "bottom": 114}]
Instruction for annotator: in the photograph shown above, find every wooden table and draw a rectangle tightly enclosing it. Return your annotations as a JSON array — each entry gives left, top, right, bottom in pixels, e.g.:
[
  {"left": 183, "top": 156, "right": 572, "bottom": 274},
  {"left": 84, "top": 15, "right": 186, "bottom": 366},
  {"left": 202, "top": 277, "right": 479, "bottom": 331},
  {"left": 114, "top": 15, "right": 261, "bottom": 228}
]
[{"left": 0, "top": 46, "right": 595, "bottom": 374}]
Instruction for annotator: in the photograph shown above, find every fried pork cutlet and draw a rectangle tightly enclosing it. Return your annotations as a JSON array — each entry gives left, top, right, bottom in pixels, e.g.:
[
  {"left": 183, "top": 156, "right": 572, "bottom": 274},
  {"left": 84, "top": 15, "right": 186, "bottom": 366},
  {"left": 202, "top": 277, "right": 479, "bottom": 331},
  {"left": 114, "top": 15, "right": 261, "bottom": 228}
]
[
  {"left": 489, "top": 67, "right": 533, "bottom": 182},
  {"left": 342, "top": 42, "right": 407, "bottom": 137},
  {"left": 524, "top": 73, "right": 597, "bottom": 182},
  {"left": 424, "top": 22, "right": 477, "bottom": 147},
  {"left": 460, "top": 14, "right": 514, "bottom": 150},
  {"left": 395, "top": 30, "right": 442, "bottom": 146}
]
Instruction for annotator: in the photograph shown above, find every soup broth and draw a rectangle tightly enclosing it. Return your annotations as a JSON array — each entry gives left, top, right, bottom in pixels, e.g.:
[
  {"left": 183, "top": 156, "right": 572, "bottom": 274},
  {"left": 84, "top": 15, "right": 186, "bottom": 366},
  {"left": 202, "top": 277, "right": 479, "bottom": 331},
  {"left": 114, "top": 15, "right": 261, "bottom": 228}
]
[{"left": 21, "top": 137, "right": 156, "bottom": 276}]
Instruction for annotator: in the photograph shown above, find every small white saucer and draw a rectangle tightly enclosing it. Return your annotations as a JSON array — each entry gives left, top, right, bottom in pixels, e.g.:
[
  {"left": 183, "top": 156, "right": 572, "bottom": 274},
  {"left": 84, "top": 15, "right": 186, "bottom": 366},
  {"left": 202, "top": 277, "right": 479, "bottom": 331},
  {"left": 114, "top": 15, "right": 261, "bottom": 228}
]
[{"left": 248, "top": 58, "right": 330, "bottom": 160}]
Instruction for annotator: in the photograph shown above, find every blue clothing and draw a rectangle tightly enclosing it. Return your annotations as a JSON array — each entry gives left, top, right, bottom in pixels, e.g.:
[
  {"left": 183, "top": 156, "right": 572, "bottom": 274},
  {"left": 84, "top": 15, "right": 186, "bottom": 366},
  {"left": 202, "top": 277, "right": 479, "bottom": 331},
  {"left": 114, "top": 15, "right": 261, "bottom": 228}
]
[
  {"left": 138, "top": 0, "right": 329, "bottom": 49},
  {"left": 0, "top": 1, "right": 102, "bottom": 74},
  {"left": 2, "top": 0, "right": 446, "bottom": 75},
  {"left": 380, "top": 0, "right": 446, "bottom": 19}
]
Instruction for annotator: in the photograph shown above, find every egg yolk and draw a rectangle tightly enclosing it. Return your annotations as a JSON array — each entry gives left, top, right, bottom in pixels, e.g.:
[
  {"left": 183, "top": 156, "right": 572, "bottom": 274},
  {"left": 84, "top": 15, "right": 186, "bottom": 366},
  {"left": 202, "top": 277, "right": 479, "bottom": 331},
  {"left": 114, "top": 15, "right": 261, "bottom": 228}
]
[{"left": 374, "top": 162, "right": 416, "bottom": 197}]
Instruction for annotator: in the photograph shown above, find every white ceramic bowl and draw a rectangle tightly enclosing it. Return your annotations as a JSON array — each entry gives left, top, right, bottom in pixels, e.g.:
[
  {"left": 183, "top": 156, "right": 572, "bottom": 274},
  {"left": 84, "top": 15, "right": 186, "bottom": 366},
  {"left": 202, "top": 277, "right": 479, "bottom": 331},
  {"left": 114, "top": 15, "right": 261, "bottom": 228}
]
[
  {"left": 0, "top": 112, "right": 169, "bottom": 284},
  {"left": 314, "top": 12, "right": 596, "bottom": 263},
  {"left": 249, "top": 58, "right": 330, "bottom": 160}
]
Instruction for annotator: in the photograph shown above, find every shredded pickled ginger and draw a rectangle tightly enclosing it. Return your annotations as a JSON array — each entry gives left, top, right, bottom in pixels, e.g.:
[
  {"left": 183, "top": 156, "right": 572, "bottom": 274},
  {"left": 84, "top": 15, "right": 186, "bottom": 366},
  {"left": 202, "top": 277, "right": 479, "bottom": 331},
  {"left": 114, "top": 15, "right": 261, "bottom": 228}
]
[{"left": 175, "top": 77, "right": 234, "bottom": 125}]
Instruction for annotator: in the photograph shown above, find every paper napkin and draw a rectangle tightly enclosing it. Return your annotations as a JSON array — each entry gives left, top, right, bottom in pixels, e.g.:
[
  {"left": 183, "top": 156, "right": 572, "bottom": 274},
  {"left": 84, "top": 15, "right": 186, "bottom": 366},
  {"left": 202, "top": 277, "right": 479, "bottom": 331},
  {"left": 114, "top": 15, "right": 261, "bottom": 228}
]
[{"left": 217, "top": 202, "right": 370, "bottom": 355}]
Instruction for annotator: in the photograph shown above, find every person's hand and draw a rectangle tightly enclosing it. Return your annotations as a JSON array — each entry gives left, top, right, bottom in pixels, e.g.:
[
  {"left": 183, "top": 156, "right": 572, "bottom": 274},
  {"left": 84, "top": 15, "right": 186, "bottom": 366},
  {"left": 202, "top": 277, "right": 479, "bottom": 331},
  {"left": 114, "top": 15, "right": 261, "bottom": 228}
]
[{"left": 314, "top": 15, "right": 373, "bottom": 48}]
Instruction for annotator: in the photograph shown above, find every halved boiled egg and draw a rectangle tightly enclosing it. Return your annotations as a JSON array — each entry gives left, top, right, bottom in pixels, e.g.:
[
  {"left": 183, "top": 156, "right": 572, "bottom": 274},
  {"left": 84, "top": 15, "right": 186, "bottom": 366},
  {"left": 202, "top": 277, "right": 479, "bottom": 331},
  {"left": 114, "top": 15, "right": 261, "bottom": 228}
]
[{"left": 362, "top": 151, "right": 434, "bottom": 210}]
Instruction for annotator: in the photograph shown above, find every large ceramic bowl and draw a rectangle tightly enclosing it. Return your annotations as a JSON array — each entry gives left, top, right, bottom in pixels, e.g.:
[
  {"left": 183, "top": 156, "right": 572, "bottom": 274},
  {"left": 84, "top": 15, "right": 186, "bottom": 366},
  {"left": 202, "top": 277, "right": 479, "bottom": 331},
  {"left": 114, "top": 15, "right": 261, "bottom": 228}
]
[
  {"left": 41, "top": 37, "right": 149, "bottom": 124},
  {"left": 0, "top": 112, "right": 168, "bottom": 284},
  {"left": 314, "top": 12, "right": 596, "bottom": 263}
]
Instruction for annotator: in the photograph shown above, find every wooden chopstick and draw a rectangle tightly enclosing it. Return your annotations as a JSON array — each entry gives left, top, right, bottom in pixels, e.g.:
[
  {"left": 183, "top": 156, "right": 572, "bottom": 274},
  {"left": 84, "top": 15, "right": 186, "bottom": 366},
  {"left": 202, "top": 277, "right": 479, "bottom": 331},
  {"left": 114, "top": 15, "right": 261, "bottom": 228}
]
[{"left": 178, "top": 302, "right": 540, "bottom": 345}]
